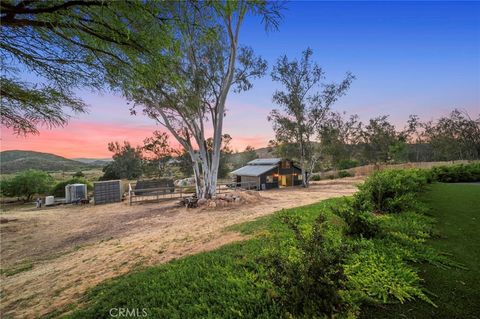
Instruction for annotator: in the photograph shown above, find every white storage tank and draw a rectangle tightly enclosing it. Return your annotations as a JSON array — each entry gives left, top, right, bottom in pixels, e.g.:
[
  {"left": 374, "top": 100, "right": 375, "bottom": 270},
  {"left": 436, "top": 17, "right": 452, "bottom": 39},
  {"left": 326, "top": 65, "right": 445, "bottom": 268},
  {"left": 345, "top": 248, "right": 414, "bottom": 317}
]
[
  {"left": 45, "top": 196, "right": 55, "bottom": 206},
  {"left": 65, "top": 184, "right": 87, "bottom": 203}
]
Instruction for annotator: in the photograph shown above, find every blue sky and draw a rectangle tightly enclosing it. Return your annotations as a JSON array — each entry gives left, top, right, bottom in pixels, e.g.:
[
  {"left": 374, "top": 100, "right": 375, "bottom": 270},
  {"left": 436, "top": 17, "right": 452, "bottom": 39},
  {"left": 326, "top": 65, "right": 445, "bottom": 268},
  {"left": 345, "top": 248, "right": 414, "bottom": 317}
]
[
  {"left": 234, "top": 1, "right": 479, "bottom": 122},
  {"left": 2, "top": 1, "right": 479, "bottom": 157}
]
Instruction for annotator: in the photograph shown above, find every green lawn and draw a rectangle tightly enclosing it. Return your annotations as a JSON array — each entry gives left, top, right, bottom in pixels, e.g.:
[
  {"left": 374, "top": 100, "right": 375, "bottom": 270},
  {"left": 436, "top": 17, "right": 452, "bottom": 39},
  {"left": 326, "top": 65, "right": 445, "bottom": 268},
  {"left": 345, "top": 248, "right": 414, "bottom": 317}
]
[
  {"left": 66, "top": 183, "right": 480, "bottom": 319},
  {"left": 361, "top": 183, "right": 480, "bottom": 319}
]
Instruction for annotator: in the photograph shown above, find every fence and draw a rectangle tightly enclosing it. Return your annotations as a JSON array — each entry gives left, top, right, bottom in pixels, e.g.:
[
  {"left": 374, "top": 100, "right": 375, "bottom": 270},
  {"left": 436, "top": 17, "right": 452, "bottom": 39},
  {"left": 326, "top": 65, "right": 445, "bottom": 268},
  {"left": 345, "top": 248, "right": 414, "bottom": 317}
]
[{"left": 128, "top": 181, "right": 257, "bottom": 205}]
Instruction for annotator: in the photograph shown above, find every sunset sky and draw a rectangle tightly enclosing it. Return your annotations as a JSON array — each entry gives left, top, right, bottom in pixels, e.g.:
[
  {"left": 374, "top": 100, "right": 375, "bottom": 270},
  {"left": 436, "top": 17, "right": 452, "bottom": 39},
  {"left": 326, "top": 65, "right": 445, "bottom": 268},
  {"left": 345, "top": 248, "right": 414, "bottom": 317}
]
[{"left": 1, "top": 1, "right": 479, "bottom": 158}]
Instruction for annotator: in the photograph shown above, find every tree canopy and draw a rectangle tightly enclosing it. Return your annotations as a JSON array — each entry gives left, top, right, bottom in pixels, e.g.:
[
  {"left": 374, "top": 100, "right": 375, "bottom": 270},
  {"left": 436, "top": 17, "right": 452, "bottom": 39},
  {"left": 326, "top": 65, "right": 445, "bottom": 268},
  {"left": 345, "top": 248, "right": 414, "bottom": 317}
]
[
  {"left": 101, "top": 141, "right": 143, "bottom": 180},
  {"left": 1, "top": 0, "right": 173, "bottom": 134},
  {"left": 0, "top": 169, "right": 53, "bottom": 201},
  {"left": 115, "top": 1, "right": 283, "bottom": 198},
  {"left": 269, "top": 48, "right": 354, "bottom": 185}
]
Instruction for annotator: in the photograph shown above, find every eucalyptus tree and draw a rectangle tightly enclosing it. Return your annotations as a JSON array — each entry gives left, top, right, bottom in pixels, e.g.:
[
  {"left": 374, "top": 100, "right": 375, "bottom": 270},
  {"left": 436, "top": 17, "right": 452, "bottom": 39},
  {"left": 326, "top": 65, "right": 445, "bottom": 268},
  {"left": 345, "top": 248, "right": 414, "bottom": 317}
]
[
  {"left": 422, "top": 109, "right": 480, "bottom": 160},
  {"left": 318, "top": 111, "right": 362, "bottom": 169},
  {"left": 359, "top": 115, "right": 406, "bottom": 164},
  {"left": 268, "top": 48, "right": 354, "bottom": 186},
  {"left": 121, "top": 1, "right": 282, "bottom": 198},
  {"left": 1, "top": 0, "right": 172, "bottom": 134}
]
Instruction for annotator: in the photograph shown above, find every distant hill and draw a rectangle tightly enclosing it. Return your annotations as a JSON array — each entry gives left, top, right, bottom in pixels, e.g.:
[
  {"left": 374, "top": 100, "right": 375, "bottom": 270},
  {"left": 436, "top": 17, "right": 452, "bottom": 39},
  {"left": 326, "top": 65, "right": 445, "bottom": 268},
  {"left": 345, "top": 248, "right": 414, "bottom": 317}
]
[
  {"left": 0, "top": 150, "right": 100, "bottom": 174},
  {"left": 73, "top": 158, "right": 112, "bottom": 165}
]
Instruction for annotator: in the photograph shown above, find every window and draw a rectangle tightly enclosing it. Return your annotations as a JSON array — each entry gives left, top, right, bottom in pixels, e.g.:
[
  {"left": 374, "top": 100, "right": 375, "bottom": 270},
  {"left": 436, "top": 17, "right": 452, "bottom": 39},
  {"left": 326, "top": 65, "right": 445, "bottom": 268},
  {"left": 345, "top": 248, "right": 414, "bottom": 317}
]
[
  {"left": 297, "top": 174, "right": 303, "bottom": 180},
  {"left": 266, "top": 175, "right": 274, "bottom": 183}
]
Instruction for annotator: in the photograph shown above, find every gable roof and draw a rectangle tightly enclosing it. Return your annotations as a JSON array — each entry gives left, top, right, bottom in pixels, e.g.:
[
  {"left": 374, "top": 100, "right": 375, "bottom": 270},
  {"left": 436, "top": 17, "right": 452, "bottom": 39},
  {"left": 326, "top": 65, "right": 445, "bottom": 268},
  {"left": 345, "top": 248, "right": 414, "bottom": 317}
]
[
  {"left": 247, "top": 158, "right": 282, "bottom": 165},
  {"left": 231, "top": 164, "right": 277, "bottom": 177}
]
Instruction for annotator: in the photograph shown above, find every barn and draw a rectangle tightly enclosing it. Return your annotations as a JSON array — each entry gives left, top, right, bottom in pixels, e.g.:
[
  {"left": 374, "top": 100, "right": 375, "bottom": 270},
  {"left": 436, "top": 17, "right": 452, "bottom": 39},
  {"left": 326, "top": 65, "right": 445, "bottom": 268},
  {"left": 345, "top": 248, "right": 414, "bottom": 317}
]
[{"left": 231, "top": 158, "right": 304, "bottom": 190}]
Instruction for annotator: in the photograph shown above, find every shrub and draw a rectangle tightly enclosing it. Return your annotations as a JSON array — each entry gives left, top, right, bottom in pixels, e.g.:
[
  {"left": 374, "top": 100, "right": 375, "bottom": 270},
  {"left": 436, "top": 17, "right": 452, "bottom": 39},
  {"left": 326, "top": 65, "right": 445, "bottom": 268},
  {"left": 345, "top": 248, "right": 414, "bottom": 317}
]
[
  {"left": 431, "top": 163, "right": 480, "bottom": 183},
  {"left": 337, "top": 159, "right": 359, "bottom": 170},
  {"left": 354, "top": 169, "right": 430, "bottom": 214},
  {"left": 346, "top": 212, "right": 380, "bottom": 239},
  {"left": 73, "top": 171, "right": 85, "bottom": 178},
  {"left": 310, "top": 174, "right": 321, "bottom": 181},
  {"left": 327, "top": 174, "right": 335, "bottom": 180},
  {"left": 338, "top": 170, "right": 353, "bottom": 178},
  {"left": 263, "top": 214, "right": 350, "bottom": 317},
  {"left": 51, "top": 178, "right": 93, "bottom": 197},
  {"left": 344, "top": 240, "right": 435, "bottom": 306},
  {"left": 0, "top": 170, "right": 53, "bottom": 201},
  {"left": 330, "top": 200, "right": 380, "bottom": 238}
]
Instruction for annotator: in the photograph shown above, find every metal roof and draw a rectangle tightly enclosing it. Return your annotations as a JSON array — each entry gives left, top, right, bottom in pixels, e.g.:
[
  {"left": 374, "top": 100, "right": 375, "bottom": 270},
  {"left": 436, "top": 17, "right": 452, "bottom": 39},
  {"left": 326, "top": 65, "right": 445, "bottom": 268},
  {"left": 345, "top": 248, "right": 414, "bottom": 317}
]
[
  {"left": 231, "top": 164, "right": 277, "bottom": 177},
  {"left": 247, "top": 158, "right": 282, "bottom": 165}
]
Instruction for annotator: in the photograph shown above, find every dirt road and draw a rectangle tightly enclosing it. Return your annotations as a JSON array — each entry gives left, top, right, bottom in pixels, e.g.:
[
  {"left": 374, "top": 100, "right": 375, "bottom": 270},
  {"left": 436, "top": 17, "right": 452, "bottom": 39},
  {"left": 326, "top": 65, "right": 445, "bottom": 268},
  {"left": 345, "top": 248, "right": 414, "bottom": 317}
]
[{"left": 0, "top": 177, "right": 362, "bottom": 318}]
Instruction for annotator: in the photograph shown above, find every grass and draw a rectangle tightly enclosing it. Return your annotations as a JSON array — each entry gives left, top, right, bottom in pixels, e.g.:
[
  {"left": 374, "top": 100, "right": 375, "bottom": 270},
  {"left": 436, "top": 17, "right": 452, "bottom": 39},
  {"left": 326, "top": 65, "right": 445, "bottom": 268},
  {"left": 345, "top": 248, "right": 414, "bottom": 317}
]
[
  {"left": 66, "top": 183, "right": 479, "bottom": 319},
  {"left": 361, "top": 183, "right": 480, "bottom": 318},
  {"left": 0, "top": 262, "right": 33, "bottom": 277},
  {"left": 66, "top": 199, "right": 342, "bottom": 319}
]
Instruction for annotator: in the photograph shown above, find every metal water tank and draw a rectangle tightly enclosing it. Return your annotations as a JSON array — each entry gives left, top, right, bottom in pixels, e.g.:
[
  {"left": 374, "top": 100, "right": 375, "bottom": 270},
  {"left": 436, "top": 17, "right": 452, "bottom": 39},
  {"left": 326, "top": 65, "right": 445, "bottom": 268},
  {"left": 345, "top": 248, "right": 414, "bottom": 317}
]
[
  {"left": 65, "top": 184, "right": 87, "bottom": 203},
  {"left": 45, "top": 196, "right": 55, "bottom": 206}
]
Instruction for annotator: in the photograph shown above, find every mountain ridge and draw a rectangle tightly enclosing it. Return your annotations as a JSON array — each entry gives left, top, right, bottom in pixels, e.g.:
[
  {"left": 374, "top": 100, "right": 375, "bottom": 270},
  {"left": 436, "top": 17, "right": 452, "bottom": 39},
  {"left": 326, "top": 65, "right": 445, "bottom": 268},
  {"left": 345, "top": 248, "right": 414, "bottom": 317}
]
[{"left": 0, "top": 150, "right": 103, "bottom": 174}]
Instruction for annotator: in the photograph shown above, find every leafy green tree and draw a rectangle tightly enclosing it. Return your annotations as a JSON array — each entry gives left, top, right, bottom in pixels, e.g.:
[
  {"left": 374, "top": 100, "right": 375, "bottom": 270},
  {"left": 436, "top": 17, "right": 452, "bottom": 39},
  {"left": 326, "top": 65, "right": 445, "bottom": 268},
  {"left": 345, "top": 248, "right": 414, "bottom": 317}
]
[
  {"left": 101, "top": 141, "right": 143, "bottom": 180},
  {"left": 359, "top": 115, "right": 403, "bottom": 164},
  {"left": 319, "top": 111, "right": 362, "bottom": 169},
  {"left": 72, "top": 171, "right": 85, "bottom": 178},
  {"left": 269, "top": 48, "right": 354, "bottom": 186},
  {"left": 0, "top": 169, "right": 53, "bottom": 201},
  {"left": 238, "top": 145, "right": 258, "bottom": 168},
  {"left": 1, "top": 1, "right": 174, "bottom": 134},
  {"left": 142, "top": 131, "right": 174, "bottom": 178},
  {"left": 422, "top": 109, "right": 480, "bottom": 161},
  {"left": 115, "top": 1, "right": 282, "bottom": 198},
  {"left": 175, "top": 150, "right": 194, "bottom": 179}
]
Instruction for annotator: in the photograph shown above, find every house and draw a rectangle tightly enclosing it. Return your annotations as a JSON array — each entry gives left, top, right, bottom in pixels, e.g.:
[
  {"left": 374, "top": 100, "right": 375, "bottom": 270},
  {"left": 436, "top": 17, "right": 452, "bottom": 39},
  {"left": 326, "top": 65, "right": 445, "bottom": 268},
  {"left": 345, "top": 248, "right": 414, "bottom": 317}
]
[{"left": 231, "top": 158, "right": 304, "bottom": 190}]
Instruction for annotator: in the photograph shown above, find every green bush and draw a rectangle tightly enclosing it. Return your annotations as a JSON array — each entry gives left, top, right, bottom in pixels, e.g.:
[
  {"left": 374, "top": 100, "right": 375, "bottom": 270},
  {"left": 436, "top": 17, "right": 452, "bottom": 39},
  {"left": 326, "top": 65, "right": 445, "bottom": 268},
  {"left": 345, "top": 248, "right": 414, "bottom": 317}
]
[
  {"left": 431, "top": 163, "right": 480, "bottom": 183},
  {"left": 263, "top": 214, "right": 350, "bottom": 318},
  {"left": 51, "top": 178, "right": 93, "bottom": 197},
  {"left": 73, "top": 171, "right": 85, "bottom": 178},
  {"left": 330, "top": 200, "right": 380, "bottom": 238},
  {"left": 344, "top": 240, "right": 435, "bottom": 306},
  {"left": 337, "top": 159, "right": 359, "bottom": 170},
  {"left": 354, "top": 169, "right": 430, "bottom": 214},
  {"left": 338, "top": 170, "right": 353, "bottom": 178},
  {"left": 310, "top": 174, "right": 321, "bottom": 181},
  {"left": 0, "top": 170, "right": 53, "bottom": 201}
]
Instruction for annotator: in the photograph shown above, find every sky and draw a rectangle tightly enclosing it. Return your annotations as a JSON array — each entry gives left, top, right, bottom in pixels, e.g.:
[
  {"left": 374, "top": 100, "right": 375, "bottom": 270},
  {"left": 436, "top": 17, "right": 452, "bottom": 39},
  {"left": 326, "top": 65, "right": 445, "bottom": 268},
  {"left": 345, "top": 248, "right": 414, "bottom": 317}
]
[{"left": 1, "top": 1, "right": 479, "bottom": 158}]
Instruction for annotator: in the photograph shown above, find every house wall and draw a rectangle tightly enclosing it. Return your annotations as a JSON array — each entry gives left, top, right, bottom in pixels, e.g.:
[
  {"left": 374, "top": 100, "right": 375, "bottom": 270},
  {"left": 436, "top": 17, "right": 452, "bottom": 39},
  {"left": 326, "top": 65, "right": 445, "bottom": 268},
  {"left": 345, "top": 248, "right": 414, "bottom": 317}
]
[
  {"left": 239, "top": 175, "right": 260, "bottom": 189},
  {"left": 236, "top": 160, "right": 306, "bottom": 190},
  {"left": 259, "top": 167, "right": 279, "bottom": 189}
]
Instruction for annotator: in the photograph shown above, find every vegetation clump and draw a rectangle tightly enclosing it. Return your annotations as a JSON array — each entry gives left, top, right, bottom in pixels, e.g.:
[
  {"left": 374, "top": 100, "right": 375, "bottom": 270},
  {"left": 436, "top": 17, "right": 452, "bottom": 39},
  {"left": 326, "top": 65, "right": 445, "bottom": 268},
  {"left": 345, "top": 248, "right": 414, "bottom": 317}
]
[
  {"left": 61, "top": 165, "right": 480, "bottom": 318},
  {"left": 0, "top": 169, "right": 53, "bottom": 201},
  {"left": 263, "top": 214, "right": 349, "bottom": 317},
  {"left": 431, "top": 162, "right": 480, "bottom": 183},
  {"left": 338, "top": 170, "right": 353, "bottom": 178},
  {"left": 353, "top": 168, "right": 430, "bottom": 213}
]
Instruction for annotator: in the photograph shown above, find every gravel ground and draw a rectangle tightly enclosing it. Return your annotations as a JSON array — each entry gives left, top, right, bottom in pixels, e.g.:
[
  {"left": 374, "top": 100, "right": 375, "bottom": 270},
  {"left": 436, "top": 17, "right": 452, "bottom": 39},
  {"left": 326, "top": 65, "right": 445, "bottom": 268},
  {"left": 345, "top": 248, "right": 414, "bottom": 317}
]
[{"left": 0, "top": 177, "right": 362, "bottom": 318}]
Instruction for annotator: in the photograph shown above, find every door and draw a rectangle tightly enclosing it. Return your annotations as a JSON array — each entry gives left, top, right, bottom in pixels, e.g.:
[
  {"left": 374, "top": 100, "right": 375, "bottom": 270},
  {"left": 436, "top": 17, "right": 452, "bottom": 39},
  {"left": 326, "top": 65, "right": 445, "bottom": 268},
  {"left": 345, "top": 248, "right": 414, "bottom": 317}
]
[{"left": 280, "top": 175, "right": 292, "bottom": 187}]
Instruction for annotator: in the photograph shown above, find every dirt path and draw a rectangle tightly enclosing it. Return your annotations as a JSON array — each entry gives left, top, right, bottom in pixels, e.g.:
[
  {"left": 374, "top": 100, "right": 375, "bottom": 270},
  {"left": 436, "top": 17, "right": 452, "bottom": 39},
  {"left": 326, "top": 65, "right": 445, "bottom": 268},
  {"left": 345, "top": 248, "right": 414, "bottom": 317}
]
[{"left": 0, "top": 178, "right": 362, "bottom": 318}]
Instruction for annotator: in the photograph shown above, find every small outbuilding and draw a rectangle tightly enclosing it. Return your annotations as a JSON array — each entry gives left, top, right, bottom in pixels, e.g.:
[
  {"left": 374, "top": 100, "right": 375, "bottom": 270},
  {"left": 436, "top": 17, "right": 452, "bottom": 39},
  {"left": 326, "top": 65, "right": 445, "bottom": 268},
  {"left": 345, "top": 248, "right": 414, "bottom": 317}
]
[{"left": 231, "top": 158, "right": 304, "bottom": 190}]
